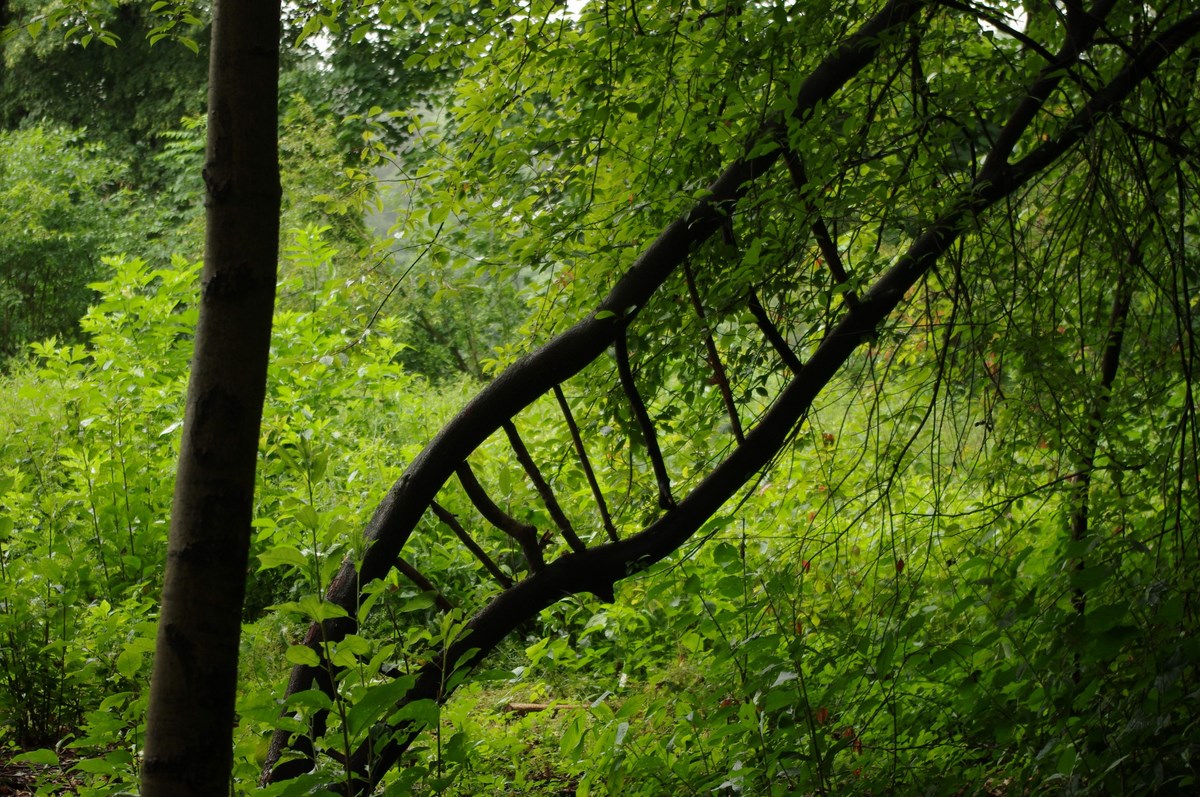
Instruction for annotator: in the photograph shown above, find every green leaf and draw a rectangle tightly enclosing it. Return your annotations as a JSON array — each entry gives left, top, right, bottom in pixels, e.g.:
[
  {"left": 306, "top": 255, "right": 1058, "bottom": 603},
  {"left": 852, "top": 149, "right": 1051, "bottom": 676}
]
[
  {"left": 712, "top": 542, "right": 740, "bottom": 570},
  {"left": 286, "top": 644, "right": 320, "bottom": 667},
  {"left": 346, "top": 675, "right": 417, "bottom": 739},
  {"left": 294, "top": 504, "right": 321, "bottom": 530},
  {"left": 398, "top": 593, "right": 435, "bottom": 613},
  {"left": 613, "top": 720, "right": 630, "bottom": 746},
  {"left": 287, "top": 688, "right": 334, "bottom": 712},
  {"left": 115, "top": 648, "right": 142, "bottom": 680},
  {"left": 560, "top": 713, "right": 587, "bottom": 759},
  {"left": 716, "top": 574, "right": 744, "bottom": 599},
  {"left": 12, "top": 748, "right": 58, "bottom": 766},
  {"left": 258, "top": 544, "right": 310, "bottom": 572},
  {"left": 1056, "top": 744, "right": 1077, "bottom": 775},
  {"left": 1085, "top": 603, "right": 1128, "bottom": 633},
  {"left": 295, "top": 594, "right": 349, "bottom": 622},
  {"left": 392, "top": 697, "right": 439, "bottom": 728}
]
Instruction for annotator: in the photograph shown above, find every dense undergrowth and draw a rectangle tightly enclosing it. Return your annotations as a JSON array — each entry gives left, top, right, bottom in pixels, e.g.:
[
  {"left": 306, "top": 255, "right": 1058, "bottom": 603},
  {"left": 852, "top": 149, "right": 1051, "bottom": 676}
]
[
  {"left": 1, "top": 232, "right": 1196, "bottom": 795},
  {"left": 2, "top": 1, "right": 1199, "bottom": 791}
]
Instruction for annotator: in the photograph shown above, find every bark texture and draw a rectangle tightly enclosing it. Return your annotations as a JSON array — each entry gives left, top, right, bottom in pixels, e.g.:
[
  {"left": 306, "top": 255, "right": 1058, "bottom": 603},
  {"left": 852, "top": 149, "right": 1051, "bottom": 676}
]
[{"left": 141, "top": 2, "right": 281, "bottom": 794}]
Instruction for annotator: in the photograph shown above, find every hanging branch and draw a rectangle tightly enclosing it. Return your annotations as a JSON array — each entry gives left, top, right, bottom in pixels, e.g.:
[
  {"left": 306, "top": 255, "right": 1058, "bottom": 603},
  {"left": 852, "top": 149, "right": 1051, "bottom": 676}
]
[
  {"left": 748, "top": 292, "right": 805, "bottom": 375},
  {"left": 455, "top": 463, "right": 545, "bottom": 571},
  {"left": 430, "top": 501, "right": 514, "bottom": 588},
  {"left": 683, "top": 260, "right": 745, "bottom": 443},
  {"left": 502, "top": 420, "right": 587, "bottom": 553},
  {"left": 395, "top": 558, "right": 456, "bottom": 613},
  {"left": 781, "top": 147, "right": 861, "bottom": 308},
  {"left": 723, "top": 215, "right": 804, "bottom": 378},
  {"left": 553, "top": 384, "right": 620, "bottom": 542},
  {"left": 1069, "top": 270, "right": 1134, "bottom": 614},
  {"left": 615, "top": 327, "right": 676, "bottom": 509}
]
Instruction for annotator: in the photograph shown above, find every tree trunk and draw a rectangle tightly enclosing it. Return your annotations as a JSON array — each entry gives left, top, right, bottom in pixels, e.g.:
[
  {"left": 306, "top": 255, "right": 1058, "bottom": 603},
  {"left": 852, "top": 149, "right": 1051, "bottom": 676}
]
[{"left": 141, "top": 1, "right": 281, "bottom": 794}]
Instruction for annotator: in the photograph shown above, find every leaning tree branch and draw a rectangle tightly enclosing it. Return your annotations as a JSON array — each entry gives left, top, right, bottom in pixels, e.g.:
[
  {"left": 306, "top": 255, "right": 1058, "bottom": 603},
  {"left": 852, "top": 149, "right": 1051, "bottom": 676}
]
[
  {"left": 258, "top": 0, "right": 950, "bottom": 780},
  {"left": 266, "top": 4, "right": 1200, "bottom": 786},
  {"left": 502, "top": 421, "right": 587, "bottom": 553},
  {"left": 979, "top": 0, "right": 1118, "bottom": 182},
  {"left": 780, "top": 147, "right": 861, "bottom": 308},
  {"left": 430, "top": 501, "right": 513, "bottom": 589},
  {"left": 683, "top": 260, "right": 746, "bottom": 443},
  {"left": 329, "top": 20, "right": 1200, "bottom": 790},
  {"left": 748, "top": 292, "right": 805, "bottom": 375},
  {"left": 395, "top": 557, "right": 456, "bottom": 613},
  {"left": 455, "top": 462, "right": 544, "bottom": 571}
]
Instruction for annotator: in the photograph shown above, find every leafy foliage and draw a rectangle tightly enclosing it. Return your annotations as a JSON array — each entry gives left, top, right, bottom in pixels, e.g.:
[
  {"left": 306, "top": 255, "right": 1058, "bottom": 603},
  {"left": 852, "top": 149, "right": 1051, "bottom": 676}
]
[
  {"left": 0, "top": 127, "right": 131, "bottom": 361},
  {"left": 0, "top": 0, "right": 209, "bottom": 181},
  {"left": 2, "top": 0, "right": 1199, "bottom": 795}
]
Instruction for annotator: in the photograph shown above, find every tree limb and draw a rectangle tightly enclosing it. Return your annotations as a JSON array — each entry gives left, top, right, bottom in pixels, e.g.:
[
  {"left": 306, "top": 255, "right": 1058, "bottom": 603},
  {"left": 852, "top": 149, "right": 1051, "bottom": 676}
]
[
  {"left": 430, "top": 501, "right": 513, "bottom": 588},
  {"left": 455, "top": 462, "right": 544, "bottom": 571},
  {"left": 329, "top": 19, "right": 1200, "bottom": 790},
  {"left": 683, "top": 260, "right": 745, "bottom": 443},
  {"left": 615, "top": 328, "right": 675, "bottom": 510},
  {"left": 257, "top": 0, "right": 951, "bottom": 780}
]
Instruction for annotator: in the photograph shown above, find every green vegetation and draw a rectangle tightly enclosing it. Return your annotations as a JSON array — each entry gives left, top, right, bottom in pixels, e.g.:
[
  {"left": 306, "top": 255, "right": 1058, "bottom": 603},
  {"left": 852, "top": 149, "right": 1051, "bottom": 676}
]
[{"left": 1, "top": 0, "right": 1198, "bottom": 794}]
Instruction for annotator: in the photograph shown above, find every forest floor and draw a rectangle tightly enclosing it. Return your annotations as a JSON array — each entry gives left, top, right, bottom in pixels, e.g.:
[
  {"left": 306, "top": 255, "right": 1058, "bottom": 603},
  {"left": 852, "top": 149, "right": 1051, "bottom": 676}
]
[
  {"left": 0, "top": 753, "right": 84, "bottom": 796},
  {"left": 0, "top": 761, "right": 37, "bottom": 796}
]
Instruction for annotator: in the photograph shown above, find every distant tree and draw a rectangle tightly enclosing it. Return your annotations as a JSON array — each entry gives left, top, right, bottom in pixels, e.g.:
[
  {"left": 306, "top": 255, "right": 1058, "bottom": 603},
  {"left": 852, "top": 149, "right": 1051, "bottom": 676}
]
[
  {"left": 0, "top": 0, "right": 209, "bottom": 185},
  {"left": 0, "top": 127, "right": 128, "bottom": 361}
]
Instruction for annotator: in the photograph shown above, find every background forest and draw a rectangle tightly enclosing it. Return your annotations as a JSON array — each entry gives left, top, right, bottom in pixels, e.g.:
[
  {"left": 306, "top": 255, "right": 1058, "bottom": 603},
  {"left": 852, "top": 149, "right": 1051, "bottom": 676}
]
[{"left": 1, "top": 0, "right": 1198, "bottom": 794}]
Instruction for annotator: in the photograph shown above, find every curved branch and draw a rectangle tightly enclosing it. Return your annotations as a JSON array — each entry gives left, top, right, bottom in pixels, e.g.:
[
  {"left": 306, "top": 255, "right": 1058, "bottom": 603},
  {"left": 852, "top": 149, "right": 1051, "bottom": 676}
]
[
  {"left": 258, "top": 0, "right": 939, "bottom": 780},
  {"left": 331, "top": 20, "right": 1200, "bottom": 790}
]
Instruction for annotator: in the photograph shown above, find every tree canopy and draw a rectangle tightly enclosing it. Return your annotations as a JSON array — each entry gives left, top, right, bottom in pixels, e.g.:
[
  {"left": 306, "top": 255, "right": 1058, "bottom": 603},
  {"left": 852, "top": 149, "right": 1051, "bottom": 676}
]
[{"left": 0, "top": 0, "right": 1198, "bottom": 794}]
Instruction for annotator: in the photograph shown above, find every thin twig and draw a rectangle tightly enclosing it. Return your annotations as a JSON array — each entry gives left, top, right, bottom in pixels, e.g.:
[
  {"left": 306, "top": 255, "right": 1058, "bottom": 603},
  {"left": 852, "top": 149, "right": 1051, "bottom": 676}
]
[
  {"left": 553, "top": 384, "right": 619, "bottom": 541},
  {"left": 502, "top": 420, "right": 587, "bottom": 553},
  {"left": 615, "top": 328, "right": 676, "bottom": 509}
]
